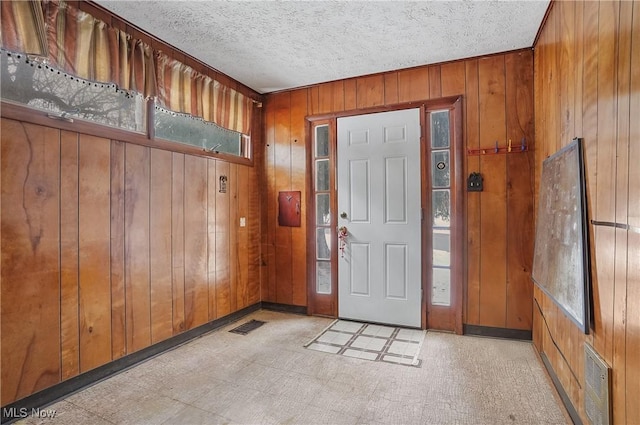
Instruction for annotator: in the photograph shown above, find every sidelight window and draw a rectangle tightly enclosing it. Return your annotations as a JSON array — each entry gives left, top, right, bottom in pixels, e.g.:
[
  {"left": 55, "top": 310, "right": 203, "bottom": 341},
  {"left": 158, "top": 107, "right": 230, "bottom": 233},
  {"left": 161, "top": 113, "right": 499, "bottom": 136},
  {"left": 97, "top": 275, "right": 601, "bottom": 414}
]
[
  {"left": 314, "top": 124, "right": 332, "bottom": 294},
  {"left": 430, "top": 110, "right": 452, "bottom": 306}
]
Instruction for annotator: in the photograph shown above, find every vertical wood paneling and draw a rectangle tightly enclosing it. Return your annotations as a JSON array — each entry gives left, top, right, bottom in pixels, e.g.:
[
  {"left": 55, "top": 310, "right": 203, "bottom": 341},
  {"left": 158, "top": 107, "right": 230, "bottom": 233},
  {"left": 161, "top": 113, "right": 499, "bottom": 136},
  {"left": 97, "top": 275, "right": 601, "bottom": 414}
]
[
  {"left": 478, "top": 55, "right": 508, "bottom": 327},
  {"left": 228, "top": 163, "right": 239, "bottom": 312},
  {"left": 307, "top": 86, "right": 320, "bottom": 116},
  {"left": 331, "top": 81, "right": 345, "bottom": 112},
  {"left": 171, "top": 153, "right": 186, "bottom": 333},
  {"left": 464, "top": 59, "right": 481, "bottom": 325},
  {"left": 344, "top": 79, "right": 357, "bottom": 110},
  {"left": 274, "top": 92, "right": 293, "bottom": 304},
  {"left": 558, "top": 0, "right": 576, "bottom": 145},
  {"left": 78, "top": 135, "right": 112, "bottom": 372},
  {"left": 384, "top": 72, "right": 399, "bottom": 105},
  {"left": 246, "top": 160, "right": 261, "bottom": 306},
  {"left": 428, "top": 66, "right": 442, "bottom": 99},
  {"left": 110, "top": 141, "right": 126, "bottom": 359},
  {"left": 356, "top": 75, "right": 384, "bottom": 109},
  {"left": 397, "top": 68, "right": 429, "bottom": 103},
  {"left": 124, "top": 144, "right": 151, "bottom": 353},
  {"left": 264, "top": 96, "right": 277, "bottom": 302},
  {"left": 215, "top": 160, "right": 231, "bottom": 317},
  {"left": 612, "top": 1, "right": 632, "bottom": 419},
  {"left": 184, "top": 155, "right": 209, "bottom": 329},
  {"left": 236, "top": 165, "right": 249, "bottom": 309},
  {"left": 573, "top": 0, "right": 584, "bottom": 142},
  {"left": 60, "top": 131, "right": 79, "bottom": 380},
  {"left": 627, "top": 5, "right": 640, "bottom": 423},
  {"left": 440, "top": 62, "right": 466, "bottom": 97},
  {"left": 318, "top": 82, "right": 335, "bottom": 114},
  {"left": 505, "top": 51, "right": 534, "bottom": 330},
  {"left": 533, "top": 2, "right": 640, "bottom": 424},
  {"left": 207, "top": 159, "right": 218, "bottom": 320},
  {"left": 2, "top": 114, "right": 262, "bottom": 406},
  {"left": 582, "top": 1, "right": 599, "bottom": 218},
  {"left": 248, "top": 107, "right": 263, "bottom": 307},
  {"left": 593, "top": 0, "right": 618, "bottom": 362},
  {"left": 628, "top": 226, "right": 640, "bottom": 425},
  {"left": 1, "top": 120, "right": 60, "bottom": 405},
  {"left": 149, "top": 149, "right": 173, "bottom": 343},
  {"left": 290, "top": 89, "right": 308, "bottom": 306}
]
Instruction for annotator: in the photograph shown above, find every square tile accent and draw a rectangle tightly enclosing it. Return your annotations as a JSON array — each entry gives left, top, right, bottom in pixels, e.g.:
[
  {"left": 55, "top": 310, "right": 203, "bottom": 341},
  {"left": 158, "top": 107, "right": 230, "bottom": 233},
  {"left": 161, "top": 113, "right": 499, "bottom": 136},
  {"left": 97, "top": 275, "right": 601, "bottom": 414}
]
[
  {"left": 351, "top": 336, "right": 387, "bottom": 351},
  {"left": 331, "top": 320, "right": 365, "bottom": 333},
  {"left": 396, "top": 328, "right": 425, "bottom": 342},
  {"left": 305, "top": 320, "right": 425, "bottom": 367},
  {"left": 317, "top": 330, "right": 353, "bottom": 345},
  {"left": 388, "top": 340, "right": 419, "bottom": 357},
  {"left": 361, "top": 324, "right": 395, "bottom": 338}
]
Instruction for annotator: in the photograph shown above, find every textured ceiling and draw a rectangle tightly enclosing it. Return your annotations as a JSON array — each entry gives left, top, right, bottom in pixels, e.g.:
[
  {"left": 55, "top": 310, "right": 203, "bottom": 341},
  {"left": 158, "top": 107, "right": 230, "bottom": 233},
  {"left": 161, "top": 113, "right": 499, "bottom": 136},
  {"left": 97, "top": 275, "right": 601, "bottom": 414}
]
[{"left": 95, "top": 0, "right": 550, "bottom": 94}]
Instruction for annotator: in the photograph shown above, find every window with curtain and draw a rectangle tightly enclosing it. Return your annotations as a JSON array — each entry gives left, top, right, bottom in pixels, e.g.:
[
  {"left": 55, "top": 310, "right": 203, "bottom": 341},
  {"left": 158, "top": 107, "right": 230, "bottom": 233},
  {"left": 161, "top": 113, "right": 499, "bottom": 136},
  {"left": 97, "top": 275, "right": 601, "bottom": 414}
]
[
  {"left": 1, "top": 49, "right": 146, "bottom": 131},
  {"left": 154, "top": 52, "right": 253, "bottom": 156},
  {"left": 0, "top": 0, "right": 255, "bottom": 158}
]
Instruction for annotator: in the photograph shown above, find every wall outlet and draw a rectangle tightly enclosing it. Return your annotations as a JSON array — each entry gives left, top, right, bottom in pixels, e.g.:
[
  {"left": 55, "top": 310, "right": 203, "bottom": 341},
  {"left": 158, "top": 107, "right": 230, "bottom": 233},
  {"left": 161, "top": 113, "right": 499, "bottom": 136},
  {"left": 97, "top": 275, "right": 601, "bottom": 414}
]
[{"left": 240, "top": 217, "right": 246, "bottom": 227}]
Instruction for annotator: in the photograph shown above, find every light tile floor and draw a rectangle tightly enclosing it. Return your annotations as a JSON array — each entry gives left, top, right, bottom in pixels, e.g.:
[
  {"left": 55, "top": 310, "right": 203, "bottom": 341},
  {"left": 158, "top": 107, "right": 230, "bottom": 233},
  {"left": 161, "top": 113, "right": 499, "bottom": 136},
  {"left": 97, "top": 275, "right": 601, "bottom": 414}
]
[{"left": 17, "top": 310, "right": 571, "bottom": 425}]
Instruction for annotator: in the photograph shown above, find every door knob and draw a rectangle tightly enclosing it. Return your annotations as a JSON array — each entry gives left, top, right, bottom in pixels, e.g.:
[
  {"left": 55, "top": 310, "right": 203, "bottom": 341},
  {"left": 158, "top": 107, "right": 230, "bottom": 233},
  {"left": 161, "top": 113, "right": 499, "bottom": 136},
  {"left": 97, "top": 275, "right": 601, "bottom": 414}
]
[{"left": 340, "top": 212, "right": 348, "bottom": 219}]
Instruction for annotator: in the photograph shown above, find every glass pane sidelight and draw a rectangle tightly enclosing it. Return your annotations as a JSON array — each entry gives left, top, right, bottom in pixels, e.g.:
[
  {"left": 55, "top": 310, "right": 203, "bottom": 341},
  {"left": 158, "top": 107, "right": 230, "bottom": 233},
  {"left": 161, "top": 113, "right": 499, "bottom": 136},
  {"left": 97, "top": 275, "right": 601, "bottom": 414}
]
[
  {"left": 431, "top": 151, "right": 450, "bottom": 188},
  {"left": 316, "top": 193, "right": 331, "bottom": 225},
  {"left": 432, "top": 189, "right": 450, "bottom": 227},
  {"left": 316, "top": 261, "right": 332, "bottom": 294},
  {"left": 316, "top": 125, "right": 329, "bottom": 157},
  {"left": 431, "top": 110, "right": 450, "bottom": 149},
  {"left": 314, "top": 124, "right": 332, "bottom": 296},
  {"left": 316, "top": 228, "right": 331, "bottom": 260},
  {"left": 316, "top": 159, "right": 330, "bottom": 191},
  {"left": 433, "top": 229, "right": 450, "bottom": 267},
  {"left": 430, "top": 110, "right": 451, "bottom": 307},
  {"left": 432, "top": 267, "right": 451, "bottom": 306}
]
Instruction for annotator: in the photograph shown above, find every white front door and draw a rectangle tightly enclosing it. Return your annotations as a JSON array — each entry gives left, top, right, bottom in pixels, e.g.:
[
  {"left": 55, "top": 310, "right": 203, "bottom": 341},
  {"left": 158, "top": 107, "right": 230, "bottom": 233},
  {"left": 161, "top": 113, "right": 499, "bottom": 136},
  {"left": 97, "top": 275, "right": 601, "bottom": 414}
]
[{"left": 337, "top": 108, "right": 421, "bottom": 328}]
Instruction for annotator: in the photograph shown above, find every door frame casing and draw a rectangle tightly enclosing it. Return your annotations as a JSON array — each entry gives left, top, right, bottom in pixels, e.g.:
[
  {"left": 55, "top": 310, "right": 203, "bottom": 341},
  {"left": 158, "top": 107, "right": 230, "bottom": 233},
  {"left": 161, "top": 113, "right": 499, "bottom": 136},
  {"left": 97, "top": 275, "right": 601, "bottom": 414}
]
[{"left": 306, "top": 96, "right": 464, "bottom": 332}]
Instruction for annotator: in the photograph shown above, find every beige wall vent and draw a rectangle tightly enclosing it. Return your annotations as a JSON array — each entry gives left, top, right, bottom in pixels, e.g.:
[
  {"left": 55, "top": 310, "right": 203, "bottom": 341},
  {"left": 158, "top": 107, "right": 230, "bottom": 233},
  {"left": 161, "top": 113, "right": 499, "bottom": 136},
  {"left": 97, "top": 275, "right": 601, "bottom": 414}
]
[{"left": 584, "top": 343, "right": 611, "bottom": 425}]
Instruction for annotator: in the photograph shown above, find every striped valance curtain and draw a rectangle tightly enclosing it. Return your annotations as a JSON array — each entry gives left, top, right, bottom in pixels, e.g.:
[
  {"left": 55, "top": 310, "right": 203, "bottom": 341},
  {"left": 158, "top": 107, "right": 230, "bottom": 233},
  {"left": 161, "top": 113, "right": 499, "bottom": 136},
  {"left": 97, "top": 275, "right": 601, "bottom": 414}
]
[
  {"left": 156, "top": 53, "right": 252, "bottom": 135},
  {"left": 43, "top": 0, "right": 156, "bottom": 98},
  {"left": 0, "top": 0, "right": 253, "bottom": 135},
  {"left": 0, "top": 1, "right": 47, "bottom": 56}
]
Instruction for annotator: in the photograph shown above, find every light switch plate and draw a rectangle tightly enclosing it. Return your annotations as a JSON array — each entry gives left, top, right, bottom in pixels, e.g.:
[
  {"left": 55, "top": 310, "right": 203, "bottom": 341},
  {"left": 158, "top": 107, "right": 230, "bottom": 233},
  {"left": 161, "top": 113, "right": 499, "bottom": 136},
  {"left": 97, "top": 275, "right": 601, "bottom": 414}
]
[{"left": 240, "top": 217, "right": 246, "bottom": 227}]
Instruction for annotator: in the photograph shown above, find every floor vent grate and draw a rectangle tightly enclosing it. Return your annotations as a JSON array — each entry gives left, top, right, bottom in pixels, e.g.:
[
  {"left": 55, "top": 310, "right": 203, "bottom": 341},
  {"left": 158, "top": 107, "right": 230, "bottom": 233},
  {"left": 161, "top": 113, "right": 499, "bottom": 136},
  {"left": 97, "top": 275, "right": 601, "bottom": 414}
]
[
  {"left": 229, "top": 320, "right": 266, "bottom": 335},
  {"left": 584, "top": 343, "right": 611, "bottom": 425}
]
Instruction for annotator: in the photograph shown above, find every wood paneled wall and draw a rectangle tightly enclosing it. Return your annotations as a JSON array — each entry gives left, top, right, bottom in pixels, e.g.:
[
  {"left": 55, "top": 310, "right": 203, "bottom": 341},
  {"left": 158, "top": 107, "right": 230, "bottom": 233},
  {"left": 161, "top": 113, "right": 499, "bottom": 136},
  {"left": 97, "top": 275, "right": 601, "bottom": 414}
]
[
  {"left": 533, "top": 1, "right": 639, "bottom": 424},
  {"left": 0, "top": 119, "right": 261, "bottom": 406},
  {"left": 261, "top": 50, "right": 536, "bottom": 332}
]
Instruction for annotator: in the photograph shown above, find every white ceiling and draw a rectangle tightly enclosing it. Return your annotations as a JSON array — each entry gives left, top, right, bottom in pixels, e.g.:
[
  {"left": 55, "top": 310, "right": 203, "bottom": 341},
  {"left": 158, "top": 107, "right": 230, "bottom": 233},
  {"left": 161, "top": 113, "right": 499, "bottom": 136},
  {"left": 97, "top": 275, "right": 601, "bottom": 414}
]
[{"left": 95, "top": 0, "right": 550, "bottom": 94}]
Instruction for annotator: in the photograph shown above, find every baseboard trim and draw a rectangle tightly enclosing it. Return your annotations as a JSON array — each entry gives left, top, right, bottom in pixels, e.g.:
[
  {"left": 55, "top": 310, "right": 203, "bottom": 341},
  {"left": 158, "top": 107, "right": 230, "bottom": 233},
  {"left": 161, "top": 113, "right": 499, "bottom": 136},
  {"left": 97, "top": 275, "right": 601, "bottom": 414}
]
[
  {"left": 1, "top": 302, "right": 261, "bottom": 424},
  {"left": 261, "top": 301, "right": 307, "bottom": 315},
  {"left": 463, "top": 324, "right": 532, "bottom": 340},
  {"left": 540, "top": 352, "right": 582, "bottom": 425}
]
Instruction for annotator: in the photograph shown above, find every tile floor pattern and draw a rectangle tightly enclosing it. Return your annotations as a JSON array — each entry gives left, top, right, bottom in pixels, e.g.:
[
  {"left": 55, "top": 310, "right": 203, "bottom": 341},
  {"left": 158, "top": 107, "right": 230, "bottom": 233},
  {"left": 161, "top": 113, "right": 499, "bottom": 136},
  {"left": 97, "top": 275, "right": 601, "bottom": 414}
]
[
  {"left": 306, "top": 320, "right": 425, "bottom": 366},
  {"left": 16, "top": 310, "right": 571, "bottom": 425}
]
